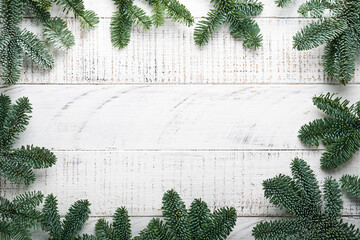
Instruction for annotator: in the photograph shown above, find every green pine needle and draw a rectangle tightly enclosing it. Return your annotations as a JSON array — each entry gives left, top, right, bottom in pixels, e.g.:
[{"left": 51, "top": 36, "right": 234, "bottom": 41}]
[
  {"left": 323, "top": 177, "right": 343, "bottom": 217},
  {"left": 293, "top": 19, "right": 348, "bottom": 51},
  {"left": 298, "top": 93, "right": 360, "bottom": 169},
  {"left": 62, "top": 199, "right": 91, "bottom": 240},
  {"left": 55, "top": 0, "right": 99, "bottom": 30},
  {"left": 195, "top": 0, "right": 264, "bottom": 48},
  {"left": 113, "top": 207, "right": 132, "bottom": 240},
  {"left": 340, "top": 175, "right": 360, "bottom": 199},
  {"left": 94, "top": 190, "right": 236, "bottom": 240},
  {"left": 253, "top": 158, "right": 360, "bottom": 239},
  {"left": 0, "top": 0, "right": 97, "bottom": 84},
  {"left": 194, "top": 9, "right": 226, "bottom": 46},
  {"left": 275, "top": 0, "right": 292, "bottom": 8},
  {"left": 292, "top": 0, "right": 360, "bottom": 84},
  {"left": 43, "top": 18, "right": 75, "bottom": 51},
  {"left": 151, "top": 0, "right": 166, "bottom": 27},
  {"left": 162, "top": 189, "right": 190, "bottom": 239},
  {"left": 110, "top": 10, "right": 133, "bottom": 49},
  {"left": 0, "top": 94, "right": 56, "bottom": 185},
  {"left": 0, "top": 191, "right": 44, "bottom": 240},
  {"left": 163, "top": 0, "right": 194, "bottom": 27},
  {"left": 18, "top": 29, "right": 55, "bottom": 70},
  {"left": 110, "top": 0, "right": 193, "bottom": 49},
  {"left": 42, "top": 194, "right": 62, "bottom": 239},
  {"left": 42, "top": 194, "right": 91, "bottom": 240}
]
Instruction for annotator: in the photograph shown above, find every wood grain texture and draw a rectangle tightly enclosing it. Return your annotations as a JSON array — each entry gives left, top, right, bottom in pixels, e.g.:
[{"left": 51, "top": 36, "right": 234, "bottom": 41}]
[
  {"left": 2, "top": 0, "right": 360, "bottom": 239},
  {"left": 55, "top": 0, "right": 308, "bottom": 18},
  {"left": 31, "top": 216, "right": 360, "bottom": 239},
  {"left": 18, "top": 18, "right": 360, "bottom": 84},
  {"left": 2, "top": 85, "right": 358, "bottom": 151},
  {"left": 1, "top": 151, "right": 359, "bottom": 217}
]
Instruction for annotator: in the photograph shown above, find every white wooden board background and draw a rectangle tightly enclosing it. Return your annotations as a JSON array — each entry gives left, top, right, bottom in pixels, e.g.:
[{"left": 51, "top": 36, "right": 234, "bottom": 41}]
[{"left": 1, "top": 0, "right": 360, "bottom": 239}]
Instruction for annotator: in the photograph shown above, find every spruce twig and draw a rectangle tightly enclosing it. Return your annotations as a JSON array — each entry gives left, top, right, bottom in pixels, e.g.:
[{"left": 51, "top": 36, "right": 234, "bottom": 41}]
[
  {"left": 0, "top": 0, "right": 98, "bottom": 85},
  {"left": 252, "top": 158, "right": 360, "bottom": 239},
  {"left": 0, "top": 94, "right": 56, "bottom": 185},
  {"left": 194, "top": 0, "right": 264, "bottom": 49}
]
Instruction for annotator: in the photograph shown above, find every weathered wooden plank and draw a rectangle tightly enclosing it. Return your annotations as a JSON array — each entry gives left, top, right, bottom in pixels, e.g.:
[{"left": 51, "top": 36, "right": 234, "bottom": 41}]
[
  {"left": 1, "top": 151, "right": 359, "bottom": 217},
  {"left": 53, "top": 0, "right": 305, "bottom": 18},
  {"left": 31, "top": 216, "right": 360, "bottom": 239},
  {"left": 2, "top": 85, "right": 359, "bottom": 151},
  {"left": 17, "top": 18, "right": 359, "bottom": 84}
]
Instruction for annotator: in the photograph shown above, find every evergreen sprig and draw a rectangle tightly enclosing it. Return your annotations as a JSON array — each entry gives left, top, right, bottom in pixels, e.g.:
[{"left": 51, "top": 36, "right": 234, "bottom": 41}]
[
  {"left": 0, "top": 94, "right": 56, "bottom": 185},
  {"left": 298, "top": 93, "right": 360, "bottom": 170},
  {"left": 0, "top": 0, "right": 99, "bottom": 85},
  {"left": 340, "top": 175, "right": 360, "bottom": 199},
  {"left": 111, "top": 0, "right": 194, "bottom": 49},
  {"left": 42, "top": 194, "right": 92, "bottom": 240},
  {"left": 194, "top": 0, "right": 264, "bottom": 49},
  {"left": 291, "top": 0, "right": 360, "bottom": 85},
  {"left": 94, "top": 189, "right": 237, "bottom": 239},
  {"left": 0, "top": 191, "right": 44, "bottom": 240},
  {"left": 252, "top": 158, "right": 360, "bottom": 239}
]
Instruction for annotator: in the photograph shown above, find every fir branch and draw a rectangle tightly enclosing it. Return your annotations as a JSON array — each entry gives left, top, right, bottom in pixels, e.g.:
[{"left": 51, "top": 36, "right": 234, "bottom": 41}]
[
  {"left": 0, "top": 96, "right": 32, "bottom": 150},
  {"left": 0, "top": 0, "right": 97, "bottom": 84},
  {"left": 113, "top": 207, "right": 132, "bottom": 240},
  {"left": 162, "top": 189, "right": 190, "bottom": 239},
  {"left": 17, "top": 29, "right": 54, "bottom": 70},
  {"left": 12, "top": 191, "right": 44, "bottom": 214},
  {"left": 253, "top": 219, "right": 304, "bottom": 239},
  {"left": 275, "top": 0, "right": 292, "bottom": 8},
  {"left": 188, "top": 199, "right": 211, "bottom": 238},
  {"left": 0, "top": 0, "right": 24, "bottom": 33},
  {"left": 293, "top": 0, "right": 360, "bottom": 84},
  {"left": 13, "top": 145, "right": 57, "bottom": 169},
  {"left": 95, "top": 190, "right": 236, "bottom": 240},
  {"left": 33, "top": 0, "right": 53, "bottom": 9},
  {"left": 202, "top": 207, "right": 237, "bottom": 240},
  {"left": 54, "top": 0, "right": 99, "bottom": 30},
  {"left": 131, "top": 5, "right": 152, "bottom": 29},
  {"left": 297, "top": 0, "right": 332, "bottom": 18},
  {"left": 135, "top": 218, "right": 173, "bottom": 240},
  {"left": 194, "top": 9, "right": 226, "bottom": 46},
  {"left": 42, "top": 194, "right": 62, "bottom": 240},
  {"left": 23, "top": 0, "right": 51, "bottom": 23},
  {"left": 74, "top": 234, "right": 98, "bottom": 240},
  {"left": 95, "top": 219, "right": 117, "bottom": 239},
  {"left": 234, "top": 0, "right": 264, "bottom": 16},
  {"left": 0, "top": 154, "right": 35, "bottom": 185},
  {"left": 340, "top": 175, "right": 360, "bottom": 199},
  {"left": 195, "top": 0, "right": 263, "bottom": 48},
  {"left": 291, "top": 158, "right": 321, "bottom": 215},
  {"left": 253, "top": 158, "right": 360, "bottom": 239},
  {"left": 0, "top": 95, "right": 56, "bottom": 185},
  {"left": 0, "top": 94, "right": 12, "bottom": 130},
  {"left": 0, "top": 192, "right": 44, "bottom": 240},
  {"left": 298, "top": 118, "right": 342, "bottom": 146},
  {"left": 162, "top": 0, "right": 194, "bottom": 27},
  {"left": 42, "top": 194, "right": 91, "bottom": 240},
  {"left": 111, "top": 0, "right": 192, "bottom": 49},
  {"left": 110, "top": 10, "right": 134, "bottom": 49},
  {"left": 320, "top": 131, "right": 360, "bottom": 169},
  {"left": 62, "top": 199, "right": 91, "bottom": 240},
  {"left": 43, "top": 18, "right": 75, "bottom": 51},
  {"left": 226, "top": 10, "right": 262, "bottom": 49},
  {"left": 151, "top": 0, "right": 166, "bottom": 27},
  {"left": 0, "top": 37, "right": 23, "bottom": 85},
  {"left": 293, "top": 18, "right": 348, "bottom": 51},
  {"left": 299, "top": 93, "right": 360, "bottom": 169},
  {"left": 323, "top": 177, "right": 343, "bottom": 217}
]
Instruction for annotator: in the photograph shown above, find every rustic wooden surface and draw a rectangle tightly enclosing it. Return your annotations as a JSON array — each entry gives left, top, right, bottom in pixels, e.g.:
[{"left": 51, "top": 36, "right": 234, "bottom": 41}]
[{"left": 1, "top": 0, "right": 360, "bottom": 239}]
